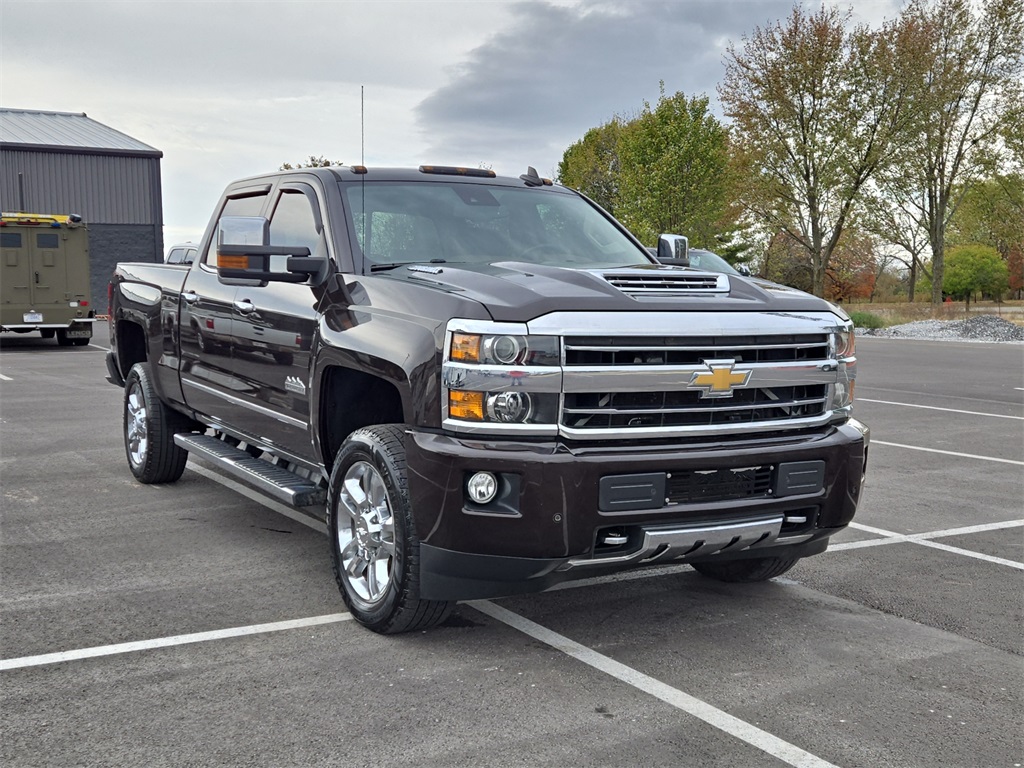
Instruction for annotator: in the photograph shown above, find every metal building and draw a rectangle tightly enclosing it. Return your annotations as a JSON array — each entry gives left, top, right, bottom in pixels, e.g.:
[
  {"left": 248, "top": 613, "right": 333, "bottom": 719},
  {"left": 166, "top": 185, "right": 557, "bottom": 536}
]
[{"left": 0, "top": 108, "right": 163, "bottom": 306}]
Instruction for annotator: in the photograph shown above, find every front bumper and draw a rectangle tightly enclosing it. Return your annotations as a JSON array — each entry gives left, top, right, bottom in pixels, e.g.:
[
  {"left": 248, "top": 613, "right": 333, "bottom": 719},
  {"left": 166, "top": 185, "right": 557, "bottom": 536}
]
[{"left": 407, "top": 419, "right": 868, "bottom": 600}]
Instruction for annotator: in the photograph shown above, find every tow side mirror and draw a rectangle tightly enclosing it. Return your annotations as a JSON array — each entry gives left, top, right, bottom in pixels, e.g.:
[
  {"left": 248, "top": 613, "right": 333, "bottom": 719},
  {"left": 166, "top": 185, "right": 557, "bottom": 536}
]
[
  {"left": 656, "top": 234, "right": 689, "bottom": 267},
  {"left": 215, "top": 216, "right": 326, "bottom": 284}
]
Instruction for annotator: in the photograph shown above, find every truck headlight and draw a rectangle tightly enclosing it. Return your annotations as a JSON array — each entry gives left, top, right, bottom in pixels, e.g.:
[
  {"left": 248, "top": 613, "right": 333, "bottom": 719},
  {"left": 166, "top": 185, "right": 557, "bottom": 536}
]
[
  {"left": 487, "top": 391, "right": 532, "bottom": 422},
  {"left": 450, "top": 333, "right": 559, "bottom": 366},
  {"left": 832, "top": 329, "right": 855, "bottom": 358},
  {"left": 448, "top": 390, "right": 558, "bottom": 425}
]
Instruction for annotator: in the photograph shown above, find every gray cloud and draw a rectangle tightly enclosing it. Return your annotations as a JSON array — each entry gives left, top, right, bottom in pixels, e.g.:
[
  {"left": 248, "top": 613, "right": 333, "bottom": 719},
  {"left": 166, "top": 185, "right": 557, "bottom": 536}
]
[{"left": 415, "top": 0, "right": 796, "bottom": 175}]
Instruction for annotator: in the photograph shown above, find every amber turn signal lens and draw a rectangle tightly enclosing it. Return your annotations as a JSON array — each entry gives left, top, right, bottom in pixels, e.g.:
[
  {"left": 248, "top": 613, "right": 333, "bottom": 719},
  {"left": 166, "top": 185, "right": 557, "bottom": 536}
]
[
  {"left": 449, "top": 391, "right": 484, "bottom": 420},
  {"left": 450, "top": 333, "right": 481, "bottom": 362},
  {"left": 217, "top": 254, "right": 250, "bottom": 270}
]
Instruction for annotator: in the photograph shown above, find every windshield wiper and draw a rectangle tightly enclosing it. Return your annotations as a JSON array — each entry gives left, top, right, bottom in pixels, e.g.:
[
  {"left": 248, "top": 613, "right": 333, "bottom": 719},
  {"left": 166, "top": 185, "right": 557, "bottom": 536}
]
[{"left": 370, "top": 259, "right": 447, "bottom": 273}]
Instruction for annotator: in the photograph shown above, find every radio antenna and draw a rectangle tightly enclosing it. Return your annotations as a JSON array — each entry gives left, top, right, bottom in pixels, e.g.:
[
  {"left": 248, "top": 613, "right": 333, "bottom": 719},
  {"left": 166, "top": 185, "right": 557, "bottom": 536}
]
[{"left": 361, "top": 85, "right": 365, "bottom": 166}]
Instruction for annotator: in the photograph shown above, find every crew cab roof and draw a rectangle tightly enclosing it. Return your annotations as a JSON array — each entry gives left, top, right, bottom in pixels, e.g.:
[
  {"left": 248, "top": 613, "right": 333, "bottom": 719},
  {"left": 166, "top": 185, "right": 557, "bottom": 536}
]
[{"left": 231, "top": 165, "right": 565, "bottom": 189}]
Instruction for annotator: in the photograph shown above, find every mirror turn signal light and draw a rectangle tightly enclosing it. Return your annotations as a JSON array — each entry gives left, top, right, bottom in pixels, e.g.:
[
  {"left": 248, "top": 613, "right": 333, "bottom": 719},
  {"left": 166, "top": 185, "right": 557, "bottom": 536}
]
[{"left": 217, "top": 254, "right": 250, "bottom": 270}]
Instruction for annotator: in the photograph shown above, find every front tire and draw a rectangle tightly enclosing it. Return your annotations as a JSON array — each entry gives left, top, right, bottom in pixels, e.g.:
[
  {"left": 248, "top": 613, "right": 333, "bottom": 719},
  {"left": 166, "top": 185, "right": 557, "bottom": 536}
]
[
  {"left": 327, "top": 425, "right": 453, "bottom": 634},
  {"left": 123, "top": 362, "right": 193, "bottom": 483},
  {"left": 691, "top": 556, "right": 800, "bottom": 583}
]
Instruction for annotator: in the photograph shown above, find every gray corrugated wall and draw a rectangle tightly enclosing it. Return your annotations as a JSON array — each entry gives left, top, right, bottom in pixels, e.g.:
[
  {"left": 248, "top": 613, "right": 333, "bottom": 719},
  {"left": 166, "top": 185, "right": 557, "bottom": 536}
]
[
  {"left": 0, "top": 149, "right": 161, "bottom": 227},
  {"left": 2, "top": 148, "right": 165, "bottom": 307}
]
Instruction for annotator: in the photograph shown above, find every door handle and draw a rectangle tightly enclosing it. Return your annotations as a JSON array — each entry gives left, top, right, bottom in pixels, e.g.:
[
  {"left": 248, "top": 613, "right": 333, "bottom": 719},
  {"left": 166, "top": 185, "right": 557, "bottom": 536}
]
[
  {"left": 233, "top": 299, "right": 255, "bottom": 314},
  {"left": 35, "top": 271, "right": 40, "bottom": 284},
  {"left": 181, "top": 291, "right": 199, "bottom": 304}
]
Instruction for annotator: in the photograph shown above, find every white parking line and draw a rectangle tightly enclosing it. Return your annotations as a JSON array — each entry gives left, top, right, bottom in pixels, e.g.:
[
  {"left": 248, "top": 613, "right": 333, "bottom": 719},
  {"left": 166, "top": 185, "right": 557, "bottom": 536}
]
[
  {"left": 88, "top": 343, "right": 110, "bottom": 352},
  {"left": 859, "top": 398, "right": 1024, "bottom": 420},
  {"left": 0, "top": 372, "right": 12, "bottom": 381},
  {"left": 472, "top": 600, "right": 838, "bottom": 768},
  {"left": 873, "top": 440, "right": 1024, "bottom": 466},
  {"left": 838, "top": 520, "right": 1024, "bottom": 569},
  {"left": 0, "top": 613, "right": 352, "bottom": 672}
]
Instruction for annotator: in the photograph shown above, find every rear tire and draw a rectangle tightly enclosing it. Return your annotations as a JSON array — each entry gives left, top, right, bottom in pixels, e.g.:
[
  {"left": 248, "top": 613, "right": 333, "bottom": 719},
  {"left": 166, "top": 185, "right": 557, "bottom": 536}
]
[
  {"left": 691, "top": 556, "right": 799, "bottom": 583},
  {"left": 327, "top": 425, "right": 453, "bottom": 634},
  {"left": 40, "top": 329, "right": 55, "bottom": 339},
  {"left": 56, "top": 329, "right": 73, "bottom": 346},
  {"left": 123, "top": 362, "right": 194, "bottom": 483}
]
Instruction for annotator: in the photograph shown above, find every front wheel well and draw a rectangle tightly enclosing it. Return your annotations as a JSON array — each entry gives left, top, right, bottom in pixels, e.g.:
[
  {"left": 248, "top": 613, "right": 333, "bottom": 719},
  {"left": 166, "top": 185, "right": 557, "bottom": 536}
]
[{"left": 319, "top": 366, "right": 405, "bottom": 468}]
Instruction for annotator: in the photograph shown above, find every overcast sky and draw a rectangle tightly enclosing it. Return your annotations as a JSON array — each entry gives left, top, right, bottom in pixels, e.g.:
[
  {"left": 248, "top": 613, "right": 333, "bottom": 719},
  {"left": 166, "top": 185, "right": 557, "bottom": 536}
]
[{"left": 1, "top": 0, "right": 899, "bottom": 244}]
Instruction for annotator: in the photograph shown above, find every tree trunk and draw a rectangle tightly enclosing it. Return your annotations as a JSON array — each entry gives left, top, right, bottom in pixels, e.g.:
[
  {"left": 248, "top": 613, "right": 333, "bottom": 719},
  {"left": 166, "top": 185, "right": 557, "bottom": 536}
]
[
  {"left": 908, "top": 258, "right": 918, "bottom": 302},
  {"left": 931, "top": 238, "right": 945, "bottom": 305},
  {"left": 812, "top": 258, "right": 826, "bottom": 298}
]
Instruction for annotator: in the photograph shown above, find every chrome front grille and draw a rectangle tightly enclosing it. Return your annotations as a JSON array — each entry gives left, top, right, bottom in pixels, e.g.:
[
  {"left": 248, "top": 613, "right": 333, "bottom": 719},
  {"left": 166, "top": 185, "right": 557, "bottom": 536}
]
[
  {"left": 564, "top": 334, "right": 830, "bottom": 366},
  {"left": 563, "top": 385, "right": 829, "bottom": 430},
  {"left": 554, "top": 326, "right": 839, "bottom": 439}
]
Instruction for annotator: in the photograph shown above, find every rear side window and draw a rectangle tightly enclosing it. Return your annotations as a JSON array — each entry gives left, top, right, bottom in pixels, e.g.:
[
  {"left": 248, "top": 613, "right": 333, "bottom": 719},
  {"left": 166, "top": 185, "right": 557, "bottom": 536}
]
[
  {"left": 184, "top": 248, "right": 198, "bottom": 264},
  {"left": 36, "top": 233, "right": 59, "bottom": 249},
  {"left": 1, "top": 233, "right": 22, "bottom": 248}
]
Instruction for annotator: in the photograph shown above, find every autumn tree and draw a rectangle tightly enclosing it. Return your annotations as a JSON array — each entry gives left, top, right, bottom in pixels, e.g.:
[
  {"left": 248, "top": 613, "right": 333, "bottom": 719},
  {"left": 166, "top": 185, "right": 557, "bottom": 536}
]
[
  {"left": 720, "top": 6, "right": 921, "bottom": 297},
  {"left": 943, "top": 244, "right": 1009, "bottom": 307},
  {"left": 878, "top": 0, "right": 1023, "bottom": 304},
  {"left": 825, "top": 231, "right": 880, "bottom": 303}
]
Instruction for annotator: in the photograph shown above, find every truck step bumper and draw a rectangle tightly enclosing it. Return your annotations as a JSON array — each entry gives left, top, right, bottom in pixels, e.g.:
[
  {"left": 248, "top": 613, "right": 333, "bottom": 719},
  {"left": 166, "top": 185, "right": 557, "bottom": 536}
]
[{"left": 174, "top": 433, "right": 326, "bottom": 507}]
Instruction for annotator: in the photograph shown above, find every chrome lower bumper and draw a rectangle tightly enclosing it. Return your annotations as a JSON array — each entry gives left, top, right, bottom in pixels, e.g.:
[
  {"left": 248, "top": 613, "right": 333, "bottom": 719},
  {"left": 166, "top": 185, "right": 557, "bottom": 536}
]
[{"left": 560, "top": 515, "right": 812, "bottom": 571}]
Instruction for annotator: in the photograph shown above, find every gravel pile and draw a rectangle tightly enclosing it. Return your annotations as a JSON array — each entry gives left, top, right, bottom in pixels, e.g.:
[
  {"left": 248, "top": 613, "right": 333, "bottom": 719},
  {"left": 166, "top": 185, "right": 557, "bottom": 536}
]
[{"left": 857, "top": 314, "right": 1024, "bottom": 343}]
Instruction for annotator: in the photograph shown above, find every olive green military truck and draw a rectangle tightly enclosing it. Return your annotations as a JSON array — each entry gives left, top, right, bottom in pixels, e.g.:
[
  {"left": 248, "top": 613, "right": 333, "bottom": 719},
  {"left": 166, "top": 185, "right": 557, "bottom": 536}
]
[{"left": 1, "top": 212, "right": 96, "bottom": 346}]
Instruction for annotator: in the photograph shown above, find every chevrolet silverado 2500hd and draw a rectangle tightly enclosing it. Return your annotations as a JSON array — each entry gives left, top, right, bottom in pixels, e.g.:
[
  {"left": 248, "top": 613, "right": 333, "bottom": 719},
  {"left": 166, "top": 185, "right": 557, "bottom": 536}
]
[{"left": 106, "top": 165, "right": 868, "bottom": 634}]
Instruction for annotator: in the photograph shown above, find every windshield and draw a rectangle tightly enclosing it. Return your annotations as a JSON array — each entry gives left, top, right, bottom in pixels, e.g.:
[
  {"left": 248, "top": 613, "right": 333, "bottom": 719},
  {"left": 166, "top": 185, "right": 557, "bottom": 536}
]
[{"left": 342, "top": 181, "right": 650, "bottom": 271}]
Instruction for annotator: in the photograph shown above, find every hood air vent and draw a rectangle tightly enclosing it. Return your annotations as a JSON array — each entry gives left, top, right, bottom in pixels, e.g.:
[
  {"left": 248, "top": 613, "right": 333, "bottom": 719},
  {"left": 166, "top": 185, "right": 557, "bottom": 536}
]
[{"left": 598, "top": 269, "right": 730, "bottom": 297}]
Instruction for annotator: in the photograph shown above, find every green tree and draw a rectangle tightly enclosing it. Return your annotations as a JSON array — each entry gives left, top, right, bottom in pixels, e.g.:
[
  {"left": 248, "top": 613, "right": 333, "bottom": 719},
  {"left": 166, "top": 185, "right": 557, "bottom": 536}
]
[
  {"left": 943, "top": 244, "right": 1010, "bottom": 307},
  {"left": 557, "top": 120, "right": 621, "bottom": 215},
  {"left": 948, "top": 173, "right": 1024, "bottom": 254},
  {"left": 280, "top": 155, "right": 344, "bottom": 170},
  {"left": 557, "top": 89, "right": 730, "bottom": 251},
  {"left": 720, "top": 5, "right": 922, "bottom": 297},
  {"left": 615, "top": 89, "right": 730, "bottom": 247},
  {"left": 878, "top": 0, "right": 1023, "bottom": 305}
]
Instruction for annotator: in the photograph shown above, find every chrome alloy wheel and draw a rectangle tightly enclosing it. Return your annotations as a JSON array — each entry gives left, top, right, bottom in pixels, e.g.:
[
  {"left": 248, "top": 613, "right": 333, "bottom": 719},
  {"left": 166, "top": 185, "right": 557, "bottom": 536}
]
[
  {"left": 336, "top": 460, "right": 397, "bottom": 603},
  {"left": 125, "top": 381, "right": 149, "bottom": 468}
]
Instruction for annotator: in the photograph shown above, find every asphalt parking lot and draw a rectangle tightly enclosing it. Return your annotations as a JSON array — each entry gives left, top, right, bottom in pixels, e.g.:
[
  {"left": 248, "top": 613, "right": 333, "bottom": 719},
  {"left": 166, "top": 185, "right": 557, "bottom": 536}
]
[{"left": 2, "top": 324, "right": 1021, "bottom": 768}]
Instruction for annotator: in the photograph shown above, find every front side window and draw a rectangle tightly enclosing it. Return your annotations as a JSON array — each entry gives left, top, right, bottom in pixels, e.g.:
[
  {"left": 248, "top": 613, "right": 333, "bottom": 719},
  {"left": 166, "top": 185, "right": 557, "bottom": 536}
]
[
  {"left": 342, "top": 181, "right": 648, "bottom": 272},
  {"left": 204, "top": 193, "right": 267, "bottom": 267},
  {"left": 269, "top": 189, "right": 320, "bottom": 254}
]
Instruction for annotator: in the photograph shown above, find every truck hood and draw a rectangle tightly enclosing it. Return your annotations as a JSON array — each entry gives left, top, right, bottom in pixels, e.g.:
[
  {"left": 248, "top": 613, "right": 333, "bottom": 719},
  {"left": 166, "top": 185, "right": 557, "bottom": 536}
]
[{"left": 379, "top": 261, "right": 838, "bottom": 322}]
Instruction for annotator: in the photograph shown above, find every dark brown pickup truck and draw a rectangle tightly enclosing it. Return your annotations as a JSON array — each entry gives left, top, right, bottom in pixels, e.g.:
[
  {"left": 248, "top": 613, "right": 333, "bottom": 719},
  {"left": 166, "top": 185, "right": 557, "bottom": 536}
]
[{"left": 106, "top": 165, "right": 868, "bottom": 634}]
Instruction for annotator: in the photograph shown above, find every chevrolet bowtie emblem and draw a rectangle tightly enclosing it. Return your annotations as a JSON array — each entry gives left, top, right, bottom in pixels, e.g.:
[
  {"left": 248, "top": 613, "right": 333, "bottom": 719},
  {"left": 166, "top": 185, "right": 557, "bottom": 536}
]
[{"left": 688, "top": 360, "right": 751, "bottom": 398}]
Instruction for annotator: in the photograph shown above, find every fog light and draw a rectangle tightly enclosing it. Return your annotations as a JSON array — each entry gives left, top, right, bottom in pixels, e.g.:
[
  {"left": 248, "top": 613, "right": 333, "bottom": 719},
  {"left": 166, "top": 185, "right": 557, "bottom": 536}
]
[{"left": 467, "top": 471, "right": 498, "bottom": 504}]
